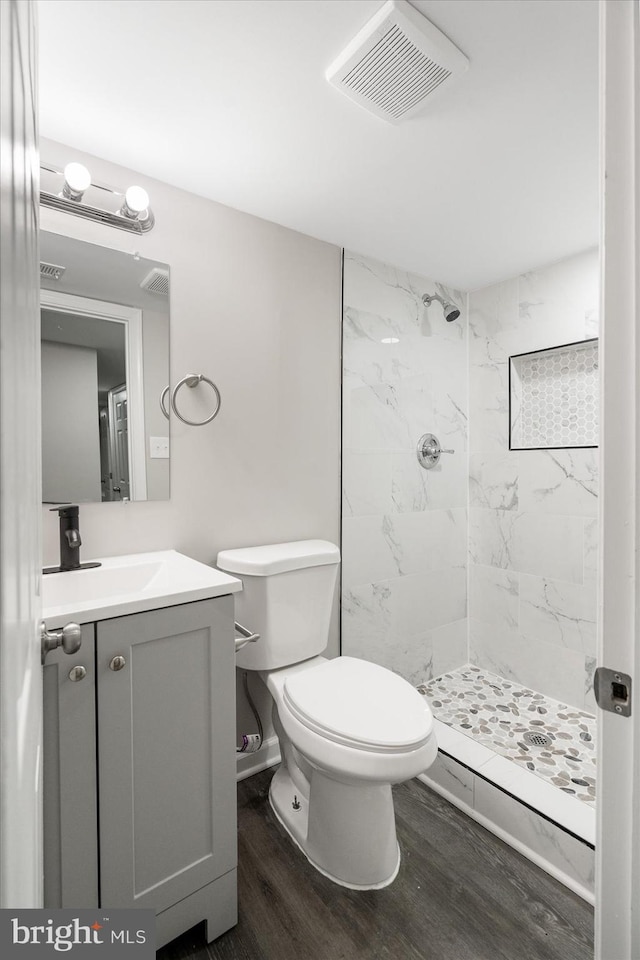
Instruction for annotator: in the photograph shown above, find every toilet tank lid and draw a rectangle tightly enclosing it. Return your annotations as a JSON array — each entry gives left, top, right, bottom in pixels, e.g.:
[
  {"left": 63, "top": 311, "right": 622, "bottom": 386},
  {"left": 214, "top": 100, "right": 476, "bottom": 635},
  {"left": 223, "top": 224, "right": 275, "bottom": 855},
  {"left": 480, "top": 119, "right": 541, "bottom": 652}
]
[{"left": 216, "top": 539, "right": 340, "bottom": 576}]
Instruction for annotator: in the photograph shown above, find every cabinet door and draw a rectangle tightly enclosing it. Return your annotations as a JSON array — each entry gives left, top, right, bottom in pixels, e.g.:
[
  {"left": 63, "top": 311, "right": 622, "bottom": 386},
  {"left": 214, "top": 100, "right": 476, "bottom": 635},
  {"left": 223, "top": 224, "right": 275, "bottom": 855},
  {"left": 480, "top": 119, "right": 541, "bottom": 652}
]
[
  {"left": 97, "top": 597, "right": 237, "bottom": 913},
  {"left": 42, "top": 624, "right": 99, "bottom": 908}
]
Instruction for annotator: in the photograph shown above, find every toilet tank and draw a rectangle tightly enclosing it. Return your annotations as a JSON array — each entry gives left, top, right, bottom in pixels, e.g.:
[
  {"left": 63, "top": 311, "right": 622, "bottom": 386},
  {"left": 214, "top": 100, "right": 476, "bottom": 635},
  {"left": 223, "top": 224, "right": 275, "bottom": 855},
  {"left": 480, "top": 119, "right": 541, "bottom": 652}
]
[{"left": 216, "top": 540, "right": 340, "bottom": 670}]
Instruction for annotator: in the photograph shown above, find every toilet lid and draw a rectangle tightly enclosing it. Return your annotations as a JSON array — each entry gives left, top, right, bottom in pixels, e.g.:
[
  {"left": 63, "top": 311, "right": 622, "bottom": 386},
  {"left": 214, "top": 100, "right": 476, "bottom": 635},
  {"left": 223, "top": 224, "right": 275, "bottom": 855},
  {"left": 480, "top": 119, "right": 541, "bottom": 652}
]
[{"left": 282, "top": 657, "right": 433, "bottom": 752}]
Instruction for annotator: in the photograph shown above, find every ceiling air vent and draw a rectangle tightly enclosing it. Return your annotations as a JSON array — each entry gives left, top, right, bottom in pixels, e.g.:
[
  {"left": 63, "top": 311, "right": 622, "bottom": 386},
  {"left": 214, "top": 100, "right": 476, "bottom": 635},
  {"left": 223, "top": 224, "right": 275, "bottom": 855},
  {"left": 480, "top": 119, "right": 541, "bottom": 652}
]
[
  {"left": 40, "top": 261, "right": 66, "bottom": 281},
  {"left": 140, "top": 267, "right": 169, "bottom": 296},
  {"left": 326, "top": 0, "right": 468, "bottom": 123}
]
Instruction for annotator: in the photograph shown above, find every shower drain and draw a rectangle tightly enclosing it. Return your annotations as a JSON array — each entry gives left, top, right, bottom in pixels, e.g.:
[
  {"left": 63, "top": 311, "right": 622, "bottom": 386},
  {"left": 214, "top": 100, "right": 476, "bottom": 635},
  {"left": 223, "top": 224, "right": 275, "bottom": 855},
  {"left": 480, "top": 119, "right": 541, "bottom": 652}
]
[{"left": 522, "top": 730, "right": 552, "bottom": 748}]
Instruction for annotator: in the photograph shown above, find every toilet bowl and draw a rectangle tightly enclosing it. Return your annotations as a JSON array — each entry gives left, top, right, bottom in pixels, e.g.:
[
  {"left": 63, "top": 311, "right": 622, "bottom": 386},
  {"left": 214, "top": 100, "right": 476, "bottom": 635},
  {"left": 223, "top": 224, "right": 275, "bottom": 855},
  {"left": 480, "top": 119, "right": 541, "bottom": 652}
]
[
  {"left": 264, "top": 655, "right": 436, "bottom": 889},
  {"left": 216, "top": 540, "right": 438, "bottom": 890}
]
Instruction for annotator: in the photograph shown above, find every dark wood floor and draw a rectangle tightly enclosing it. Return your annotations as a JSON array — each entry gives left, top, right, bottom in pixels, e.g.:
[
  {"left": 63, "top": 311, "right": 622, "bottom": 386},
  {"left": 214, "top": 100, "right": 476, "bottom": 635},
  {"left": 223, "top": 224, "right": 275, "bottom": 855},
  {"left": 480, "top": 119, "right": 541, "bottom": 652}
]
[{"left": 158, "top": 767, "right": 594, "bottom": 960}]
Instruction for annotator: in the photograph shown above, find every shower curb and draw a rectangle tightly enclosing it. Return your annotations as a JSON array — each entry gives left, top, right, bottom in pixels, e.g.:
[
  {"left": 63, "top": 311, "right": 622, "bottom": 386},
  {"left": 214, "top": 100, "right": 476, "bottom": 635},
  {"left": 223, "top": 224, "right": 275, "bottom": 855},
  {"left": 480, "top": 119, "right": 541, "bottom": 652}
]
[{"left": 419, "top": 751, "right": 594, "bottom": 904}]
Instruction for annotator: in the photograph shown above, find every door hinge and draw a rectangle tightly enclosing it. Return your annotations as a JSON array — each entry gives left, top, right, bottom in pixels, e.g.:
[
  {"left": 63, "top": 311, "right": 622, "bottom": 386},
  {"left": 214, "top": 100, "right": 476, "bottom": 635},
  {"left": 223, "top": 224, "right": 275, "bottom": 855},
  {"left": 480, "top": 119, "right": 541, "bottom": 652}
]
[{"left": 594, "top": 667, "right": 632, "bottom": 716}]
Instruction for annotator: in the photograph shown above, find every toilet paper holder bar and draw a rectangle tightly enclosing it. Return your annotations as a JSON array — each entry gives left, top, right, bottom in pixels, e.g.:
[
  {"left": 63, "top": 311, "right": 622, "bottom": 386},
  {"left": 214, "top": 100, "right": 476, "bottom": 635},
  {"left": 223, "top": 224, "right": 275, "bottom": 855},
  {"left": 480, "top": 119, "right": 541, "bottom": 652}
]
[{"left": 235, "top": 621, "right": 260, "bottom": 652}]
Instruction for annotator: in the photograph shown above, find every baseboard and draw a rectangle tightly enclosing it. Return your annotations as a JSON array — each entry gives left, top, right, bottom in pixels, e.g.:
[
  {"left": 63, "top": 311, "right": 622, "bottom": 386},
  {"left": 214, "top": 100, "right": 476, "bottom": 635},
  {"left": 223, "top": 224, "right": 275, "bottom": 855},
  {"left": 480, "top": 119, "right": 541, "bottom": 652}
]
[{"left": 236, "top": 734, "right": 281, "bottom": 782}]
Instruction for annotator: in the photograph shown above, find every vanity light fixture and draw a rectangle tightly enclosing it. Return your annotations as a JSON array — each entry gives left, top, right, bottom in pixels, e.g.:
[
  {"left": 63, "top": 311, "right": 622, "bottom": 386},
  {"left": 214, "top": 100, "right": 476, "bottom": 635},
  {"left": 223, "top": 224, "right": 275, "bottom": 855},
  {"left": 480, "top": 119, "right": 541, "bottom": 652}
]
[
  {"left": 40, "top": 162, "right": 155, "bottom": 234},
  {"left": 61, "top": 162, "right": 91, "bottom": 201},
  {"left": 120, "top": 185, "right": 150, "bottom": 220}
]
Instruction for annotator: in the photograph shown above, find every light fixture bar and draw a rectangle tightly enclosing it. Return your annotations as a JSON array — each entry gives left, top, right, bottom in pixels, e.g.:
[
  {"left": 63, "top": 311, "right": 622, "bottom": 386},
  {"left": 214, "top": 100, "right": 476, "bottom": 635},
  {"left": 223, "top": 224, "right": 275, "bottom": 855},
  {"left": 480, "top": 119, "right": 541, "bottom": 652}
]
[
  {"left": 40, "top": 191, "right": 155, "bottom": 233},
  {"left": 39, "top": 163, "right": 155, "bottom": 234}
]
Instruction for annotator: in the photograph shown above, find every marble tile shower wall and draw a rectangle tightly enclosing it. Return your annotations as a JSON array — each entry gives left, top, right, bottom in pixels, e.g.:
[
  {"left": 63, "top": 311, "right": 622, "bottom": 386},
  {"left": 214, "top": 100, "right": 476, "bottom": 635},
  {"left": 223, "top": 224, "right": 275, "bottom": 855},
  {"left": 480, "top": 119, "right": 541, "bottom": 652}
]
[
  {"left": 468, "top": 248, "right": 599, "bottom": 711},
  {"left": 342, "top": 251, "right": 468, "bottom": 684}
]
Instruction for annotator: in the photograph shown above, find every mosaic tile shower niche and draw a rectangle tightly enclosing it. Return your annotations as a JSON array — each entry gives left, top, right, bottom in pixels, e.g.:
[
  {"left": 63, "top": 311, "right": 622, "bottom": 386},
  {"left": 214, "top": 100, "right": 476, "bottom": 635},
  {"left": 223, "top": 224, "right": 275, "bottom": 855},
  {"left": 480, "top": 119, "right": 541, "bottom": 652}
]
[{"left": 510, "top": 339, "right": 599, "bottom": 450}]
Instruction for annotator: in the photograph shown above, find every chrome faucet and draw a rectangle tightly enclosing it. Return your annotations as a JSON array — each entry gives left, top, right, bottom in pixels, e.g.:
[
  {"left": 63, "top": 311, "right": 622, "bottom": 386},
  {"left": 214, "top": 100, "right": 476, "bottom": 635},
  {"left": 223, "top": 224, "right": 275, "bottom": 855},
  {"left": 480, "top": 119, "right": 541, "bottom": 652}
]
[{"left": 43, "top": 505, "right": 101, "bottom": 574}]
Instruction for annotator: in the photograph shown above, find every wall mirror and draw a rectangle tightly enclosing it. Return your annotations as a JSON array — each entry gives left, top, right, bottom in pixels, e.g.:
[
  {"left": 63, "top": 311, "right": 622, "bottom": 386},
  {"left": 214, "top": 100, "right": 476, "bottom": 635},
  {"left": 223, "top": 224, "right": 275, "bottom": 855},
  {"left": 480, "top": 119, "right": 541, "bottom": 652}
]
[{"left": 40, "top": 231, "right": 170, "bottom": 503}]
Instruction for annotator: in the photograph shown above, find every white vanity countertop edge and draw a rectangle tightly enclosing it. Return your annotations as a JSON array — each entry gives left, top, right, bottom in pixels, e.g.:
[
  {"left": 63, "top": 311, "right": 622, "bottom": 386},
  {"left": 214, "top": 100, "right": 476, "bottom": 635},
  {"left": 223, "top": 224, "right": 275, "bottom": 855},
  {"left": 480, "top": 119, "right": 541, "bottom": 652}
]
[{"left": 42, "top": 549, "right": 242, "bottom": 627}]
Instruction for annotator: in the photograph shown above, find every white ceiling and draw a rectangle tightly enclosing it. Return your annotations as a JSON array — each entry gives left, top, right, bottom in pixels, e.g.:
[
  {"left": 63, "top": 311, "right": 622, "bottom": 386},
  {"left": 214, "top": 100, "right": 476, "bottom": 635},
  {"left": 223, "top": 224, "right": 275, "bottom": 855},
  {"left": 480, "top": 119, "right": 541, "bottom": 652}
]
[{"left": 37, "top": 0, "right": 599, "bottom": 291}]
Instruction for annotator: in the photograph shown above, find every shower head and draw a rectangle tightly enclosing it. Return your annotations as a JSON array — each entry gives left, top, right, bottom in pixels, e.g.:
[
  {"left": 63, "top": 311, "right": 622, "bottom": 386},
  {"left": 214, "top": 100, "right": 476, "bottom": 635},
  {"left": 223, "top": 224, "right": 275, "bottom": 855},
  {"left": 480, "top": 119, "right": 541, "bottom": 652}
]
[
  {"left": 422, "top": 293, "right": 460, "bottom": 323},
  {"left": 443, "top": 301, "right": 461, "bottom": 322}
]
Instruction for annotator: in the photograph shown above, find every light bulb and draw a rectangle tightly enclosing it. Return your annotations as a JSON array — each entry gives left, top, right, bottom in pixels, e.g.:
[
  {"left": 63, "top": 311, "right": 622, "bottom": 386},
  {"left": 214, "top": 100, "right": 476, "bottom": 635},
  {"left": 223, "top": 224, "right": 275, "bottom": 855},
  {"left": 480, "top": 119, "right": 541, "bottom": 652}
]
[
  {"left": 123, "top": 185, "right": 149, "bottom": 215},
  {"left": 62, "top": 162, "right": 91, "bottom": 200}
]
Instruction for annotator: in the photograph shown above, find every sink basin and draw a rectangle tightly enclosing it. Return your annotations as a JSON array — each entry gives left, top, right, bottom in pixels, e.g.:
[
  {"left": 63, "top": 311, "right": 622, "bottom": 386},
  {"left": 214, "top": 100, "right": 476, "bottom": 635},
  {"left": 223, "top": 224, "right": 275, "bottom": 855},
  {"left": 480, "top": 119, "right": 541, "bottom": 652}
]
[{"left": 42, "top": 550, "right": 242, "bottom": 627}]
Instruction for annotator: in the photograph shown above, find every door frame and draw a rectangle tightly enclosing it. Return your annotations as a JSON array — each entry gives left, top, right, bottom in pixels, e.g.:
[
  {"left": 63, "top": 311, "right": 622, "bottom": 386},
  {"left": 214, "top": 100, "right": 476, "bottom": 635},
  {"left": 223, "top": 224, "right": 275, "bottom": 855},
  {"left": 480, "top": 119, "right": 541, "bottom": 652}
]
[
  {"left": 0, "top": 0, "right": 42, "bottom": 909},
  {"left": 41, "top": 289, "right": 147, "bottom": 501},
  {"left": 595, "top": 1, "right": 639, "bottom": 957}
]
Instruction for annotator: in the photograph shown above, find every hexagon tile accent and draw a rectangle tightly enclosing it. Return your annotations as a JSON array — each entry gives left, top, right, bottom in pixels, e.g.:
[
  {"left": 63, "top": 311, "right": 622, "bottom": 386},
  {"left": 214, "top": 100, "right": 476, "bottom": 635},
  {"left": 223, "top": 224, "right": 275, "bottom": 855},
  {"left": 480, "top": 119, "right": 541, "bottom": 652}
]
[{"left": 511, "top": 340, "right": 599, "bottom": 449}]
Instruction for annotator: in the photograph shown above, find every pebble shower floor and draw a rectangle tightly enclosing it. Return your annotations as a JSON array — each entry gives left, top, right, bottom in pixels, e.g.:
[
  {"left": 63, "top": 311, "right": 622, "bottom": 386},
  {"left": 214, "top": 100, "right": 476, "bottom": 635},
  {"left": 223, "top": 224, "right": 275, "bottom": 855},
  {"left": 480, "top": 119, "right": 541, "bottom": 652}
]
[{"left": 421, "top": 665, "right": 596, "bottom": 806}]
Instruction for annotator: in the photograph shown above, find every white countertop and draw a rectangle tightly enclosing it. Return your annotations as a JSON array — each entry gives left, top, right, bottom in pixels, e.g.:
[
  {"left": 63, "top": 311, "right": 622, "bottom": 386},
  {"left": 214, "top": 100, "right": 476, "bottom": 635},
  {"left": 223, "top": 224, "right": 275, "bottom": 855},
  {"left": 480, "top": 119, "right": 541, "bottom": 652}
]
[{"left": 42, "top": 549, "right": 242, "bottom": 627}]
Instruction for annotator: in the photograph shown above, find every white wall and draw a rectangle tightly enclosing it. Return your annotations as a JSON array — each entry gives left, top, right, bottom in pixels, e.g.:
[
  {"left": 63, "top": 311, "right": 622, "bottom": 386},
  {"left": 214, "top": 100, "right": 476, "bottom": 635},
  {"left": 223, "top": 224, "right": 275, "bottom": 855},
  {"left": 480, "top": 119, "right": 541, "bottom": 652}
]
[
  {"left": 467, "top": 248, "right": 599, "bottom": 709},
  {"left": 341, "top": 251, "right": 468, "bottom": 683},
  {"left": 41, "top": 340, "right": 101, "bottom": 503},
  {"left": 40, "top": 138, "right": 342, "bottom": 739}
]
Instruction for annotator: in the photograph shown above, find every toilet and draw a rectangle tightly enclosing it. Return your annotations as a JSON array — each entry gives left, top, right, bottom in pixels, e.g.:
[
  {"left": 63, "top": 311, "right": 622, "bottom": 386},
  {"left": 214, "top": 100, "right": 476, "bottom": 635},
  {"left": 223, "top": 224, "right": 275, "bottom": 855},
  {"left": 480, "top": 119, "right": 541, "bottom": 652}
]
[{"left": 217, "top": 539, "right": 437, "bottom": 890}]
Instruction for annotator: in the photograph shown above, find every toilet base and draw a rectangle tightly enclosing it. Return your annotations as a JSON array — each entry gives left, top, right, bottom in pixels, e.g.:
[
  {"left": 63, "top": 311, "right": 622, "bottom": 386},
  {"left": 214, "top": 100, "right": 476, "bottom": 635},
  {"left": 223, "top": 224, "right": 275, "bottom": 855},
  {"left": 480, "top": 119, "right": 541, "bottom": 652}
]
[{"left": 268, "top": 764, "right": 401, "bottom": 890}]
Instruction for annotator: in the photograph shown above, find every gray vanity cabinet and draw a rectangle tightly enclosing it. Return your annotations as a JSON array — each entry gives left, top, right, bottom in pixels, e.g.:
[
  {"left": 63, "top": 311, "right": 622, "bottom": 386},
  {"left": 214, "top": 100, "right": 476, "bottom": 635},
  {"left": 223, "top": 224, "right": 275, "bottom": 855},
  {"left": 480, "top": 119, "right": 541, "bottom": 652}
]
[
  {"left": 97, "top": 597, "right": 237, "bottom": 943},
  {"left": 43, "top": 596, "right": 238, "bottom": 949}
]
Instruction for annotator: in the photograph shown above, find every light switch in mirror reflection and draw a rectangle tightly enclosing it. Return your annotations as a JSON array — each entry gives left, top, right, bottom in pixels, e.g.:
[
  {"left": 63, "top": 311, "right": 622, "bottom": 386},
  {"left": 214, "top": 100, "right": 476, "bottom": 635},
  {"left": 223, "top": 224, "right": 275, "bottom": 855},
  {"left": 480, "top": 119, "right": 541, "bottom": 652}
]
[{"left": 40, "top": 231, "right": 170, "bottom": 503}]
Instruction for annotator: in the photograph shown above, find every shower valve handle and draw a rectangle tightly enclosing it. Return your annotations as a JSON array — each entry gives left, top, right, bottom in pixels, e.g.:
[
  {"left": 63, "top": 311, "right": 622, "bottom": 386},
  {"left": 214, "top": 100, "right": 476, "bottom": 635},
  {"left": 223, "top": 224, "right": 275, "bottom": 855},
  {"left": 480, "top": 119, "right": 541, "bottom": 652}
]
[
  {"left": 425, "top": 443, "right": 454, "bottom": 455},
  {"left": 416, "top": 433, "right": 455, "bottom": 470}
]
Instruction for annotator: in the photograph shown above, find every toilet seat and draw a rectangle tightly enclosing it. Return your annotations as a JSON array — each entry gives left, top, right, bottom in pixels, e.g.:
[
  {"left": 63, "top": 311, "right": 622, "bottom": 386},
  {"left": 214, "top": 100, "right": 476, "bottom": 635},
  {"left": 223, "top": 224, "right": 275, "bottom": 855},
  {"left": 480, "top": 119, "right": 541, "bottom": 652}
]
[{"left": 282, "top": 656, "right": 433, "bottom": 754}]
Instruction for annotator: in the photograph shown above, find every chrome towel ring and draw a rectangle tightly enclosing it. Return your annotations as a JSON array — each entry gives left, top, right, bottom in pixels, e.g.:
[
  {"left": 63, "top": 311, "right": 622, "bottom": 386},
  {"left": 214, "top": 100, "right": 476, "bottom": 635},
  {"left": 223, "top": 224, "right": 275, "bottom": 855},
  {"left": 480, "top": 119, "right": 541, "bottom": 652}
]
[
  {"left": 172, "top": 374, "right": 221, "bottom": 426},
  {"left": 159, "top": 374, "right": 222, "bottom": 426},
  {"left": 160, "top": 386, "right": 170, "bottom": 420}
]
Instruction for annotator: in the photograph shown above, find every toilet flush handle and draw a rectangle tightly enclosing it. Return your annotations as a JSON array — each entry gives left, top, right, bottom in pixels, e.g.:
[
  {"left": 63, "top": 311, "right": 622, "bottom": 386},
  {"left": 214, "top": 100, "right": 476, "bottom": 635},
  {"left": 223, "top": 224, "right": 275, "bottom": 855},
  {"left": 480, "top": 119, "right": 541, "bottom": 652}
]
[{"left": 234, "top": 621, "right": 260, "bottom": 652}]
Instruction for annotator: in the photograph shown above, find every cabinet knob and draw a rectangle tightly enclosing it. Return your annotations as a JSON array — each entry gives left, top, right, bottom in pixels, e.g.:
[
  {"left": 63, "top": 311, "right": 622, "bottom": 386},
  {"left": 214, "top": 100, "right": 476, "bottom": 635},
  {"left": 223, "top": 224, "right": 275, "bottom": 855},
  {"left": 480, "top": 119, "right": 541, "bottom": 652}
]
[
  {"left": 109, "top": 655, "right": 126, "bottom": 672},
  {"left": 68, "top": 665, "right": 87, "bottom": 682}
]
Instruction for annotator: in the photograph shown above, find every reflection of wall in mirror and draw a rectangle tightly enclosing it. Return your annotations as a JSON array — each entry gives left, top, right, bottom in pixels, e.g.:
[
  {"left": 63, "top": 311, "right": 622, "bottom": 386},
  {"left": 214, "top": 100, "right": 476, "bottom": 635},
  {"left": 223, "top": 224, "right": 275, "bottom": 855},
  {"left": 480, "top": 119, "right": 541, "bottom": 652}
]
[
  {"left": 41, "top": 340, "right": 101, "bottom": 502},
  {"left": 143, "top": 307, "right": 169, "bottom": 500}
]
